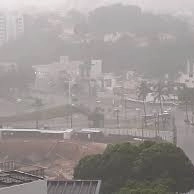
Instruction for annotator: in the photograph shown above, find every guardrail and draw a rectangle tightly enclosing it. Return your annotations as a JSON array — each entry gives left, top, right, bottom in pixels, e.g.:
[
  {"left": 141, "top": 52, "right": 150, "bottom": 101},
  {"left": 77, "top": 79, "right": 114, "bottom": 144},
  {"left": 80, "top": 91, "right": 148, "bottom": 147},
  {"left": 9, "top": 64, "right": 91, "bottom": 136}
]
[{"left": 99, "top": 128, "right": 173, "bottom": 143}]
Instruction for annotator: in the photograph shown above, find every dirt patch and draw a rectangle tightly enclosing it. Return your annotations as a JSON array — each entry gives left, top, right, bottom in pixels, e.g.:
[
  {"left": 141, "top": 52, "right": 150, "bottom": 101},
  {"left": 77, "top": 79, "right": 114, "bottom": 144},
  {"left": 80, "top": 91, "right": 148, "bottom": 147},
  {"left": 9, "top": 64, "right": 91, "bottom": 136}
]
[{"left": 0, "top": 139, "right": 106, "bottom": 179}]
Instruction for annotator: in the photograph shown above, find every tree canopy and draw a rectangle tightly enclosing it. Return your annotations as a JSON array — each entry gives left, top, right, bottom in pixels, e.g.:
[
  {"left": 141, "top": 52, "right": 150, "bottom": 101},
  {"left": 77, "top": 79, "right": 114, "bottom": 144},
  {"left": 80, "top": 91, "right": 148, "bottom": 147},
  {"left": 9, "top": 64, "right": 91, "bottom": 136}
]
[
  {"left": 117, "top": 179, "right": 173, "bottom": 194},
  {"left": 74, "top": 141, "right": 194, "bottom": 194},
  {"left": 87, "top": 4, "right": 189, "bottom": 36},
  {"left": 0, "top": 4, "right": 193, "bottom": 78}
]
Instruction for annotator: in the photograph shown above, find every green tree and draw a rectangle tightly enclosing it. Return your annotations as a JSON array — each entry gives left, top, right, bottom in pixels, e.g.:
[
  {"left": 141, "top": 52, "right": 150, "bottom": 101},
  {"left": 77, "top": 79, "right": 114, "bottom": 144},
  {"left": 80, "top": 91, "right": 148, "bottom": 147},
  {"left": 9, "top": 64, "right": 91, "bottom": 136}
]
[
  {"left": 152, "top": 81, "right": 168, "bottom": 115},
  {"left": 117, "top": 180, "right": 173, "bottom": 194},
  {"left": 152, "top": 81, "right": 169, "bottom": 130},
  {"left": 74, "top": 142, "right": 194, "bottom": 194}
]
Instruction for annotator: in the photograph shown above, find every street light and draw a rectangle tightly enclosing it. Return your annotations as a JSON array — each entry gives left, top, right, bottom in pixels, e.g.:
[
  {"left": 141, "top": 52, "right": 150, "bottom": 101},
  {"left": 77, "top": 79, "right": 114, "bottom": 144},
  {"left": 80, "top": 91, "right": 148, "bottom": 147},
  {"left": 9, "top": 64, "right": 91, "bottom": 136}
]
[
  {"left": 136, "top": 108, "right": 144, "bottom": 140},
  {"left": 136, "top": 108, "right": 141, "bottom": 129},
  {"left": 114, "top": 108, "right": 120, "bottom": 129},
  {"left": 123, "top": 94, "right": 128, "bottom": 120},
  {"left": 64, "top": 78, "right": 73, "bottom": 105}
]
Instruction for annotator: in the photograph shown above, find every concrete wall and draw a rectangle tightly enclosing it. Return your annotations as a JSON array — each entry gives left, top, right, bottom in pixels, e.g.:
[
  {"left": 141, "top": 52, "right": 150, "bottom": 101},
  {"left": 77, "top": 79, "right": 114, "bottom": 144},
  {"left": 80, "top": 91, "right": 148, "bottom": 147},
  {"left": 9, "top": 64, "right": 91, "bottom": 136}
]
[
  {"left": 91, "top": 60, "right": 102, "bottom": 79},
  {"left": 0, "top": 180, "right": 47, "bottom": 194}
]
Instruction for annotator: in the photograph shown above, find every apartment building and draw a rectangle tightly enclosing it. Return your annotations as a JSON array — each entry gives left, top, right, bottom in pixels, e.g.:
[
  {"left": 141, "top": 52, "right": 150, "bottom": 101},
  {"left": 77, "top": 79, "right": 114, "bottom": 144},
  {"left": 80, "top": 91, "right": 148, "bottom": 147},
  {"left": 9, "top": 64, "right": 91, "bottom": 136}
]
[
  {"left": 0, "top": 12, "right": 24, "bottom": 46},
  {"left": 0, "top": 14, "right": 7, "bottom": 46}
]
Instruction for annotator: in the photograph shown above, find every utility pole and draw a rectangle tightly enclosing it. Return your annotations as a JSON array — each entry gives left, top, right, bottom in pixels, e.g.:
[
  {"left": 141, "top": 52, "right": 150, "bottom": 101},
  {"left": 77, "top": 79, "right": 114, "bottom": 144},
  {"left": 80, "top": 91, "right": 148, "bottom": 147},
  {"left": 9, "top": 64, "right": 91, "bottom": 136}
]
[
  {"left": 141, "top": 117, "right": 144, "bottom": 140},
  {"left": 36, "top": 119, "right": 39, "bottom": 130},
  {"left": 68, "top": 80, "right": 72, "bottom": 105},
  {"left": 124, "top": 98, "right": 127, "bottom": 120},
  {"left": 154, "top": 113, "right": 159, "bottom": 138},
  {"left": 114, "top": 109, "right": 120, "bottom": 129},
  {"left": 157, "top": 113, "right": 160, "bottom": 135},
  {"left": 70, "top": 113, "right": 73, "bottom": 128},
  {"left": 34, "top": 98, "right": 43, "bottom": 129},
  {"left": 172, "top": 116, "right": 177, "bottom": 146},
  {"left": 70, "top": 104, "right": 75, "bottom": 129},
  {"left": 66, "top": 115, "right": 69, "bottom": 128}
]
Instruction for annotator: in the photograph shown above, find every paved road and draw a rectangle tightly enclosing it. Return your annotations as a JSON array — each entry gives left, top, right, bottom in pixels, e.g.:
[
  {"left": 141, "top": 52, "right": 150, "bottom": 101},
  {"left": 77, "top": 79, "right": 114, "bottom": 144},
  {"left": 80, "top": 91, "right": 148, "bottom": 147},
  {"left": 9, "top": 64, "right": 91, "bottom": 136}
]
[{"left": 175, "top": 108, "right": 194, "bottom": 163}]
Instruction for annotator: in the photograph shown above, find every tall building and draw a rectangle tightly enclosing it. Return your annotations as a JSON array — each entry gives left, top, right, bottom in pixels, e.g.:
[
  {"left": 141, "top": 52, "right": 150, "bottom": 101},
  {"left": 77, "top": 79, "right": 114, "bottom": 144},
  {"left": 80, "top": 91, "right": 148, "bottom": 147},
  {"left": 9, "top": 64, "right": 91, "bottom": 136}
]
[
  {"left": 0, "top": 14, "right": 7, "bottom": 45},
  {"left": 0, "top": 12, "right": 24, "bottom": 46},
  {"left": 178, "top": 60, "right": 194, "bottom": 88}
]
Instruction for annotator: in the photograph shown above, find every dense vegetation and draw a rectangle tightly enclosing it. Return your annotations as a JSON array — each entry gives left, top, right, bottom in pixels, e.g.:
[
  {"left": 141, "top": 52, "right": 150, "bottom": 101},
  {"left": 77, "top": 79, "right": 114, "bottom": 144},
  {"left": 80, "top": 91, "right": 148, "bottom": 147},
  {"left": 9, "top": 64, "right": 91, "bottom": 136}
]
[
  {"left": 0, "top": 4, "right": 193, "bottom": 78},
  {"left": 74, "top": 141, "right": 194, "bottom": 194}
]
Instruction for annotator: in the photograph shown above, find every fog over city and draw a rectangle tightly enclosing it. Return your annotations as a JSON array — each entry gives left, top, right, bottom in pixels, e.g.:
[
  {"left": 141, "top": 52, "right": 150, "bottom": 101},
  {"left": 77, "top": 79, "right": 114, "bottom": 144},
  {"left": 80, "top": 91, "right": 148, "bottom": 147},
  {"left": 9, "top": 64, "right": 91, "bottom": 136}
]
[
  {"left": 2, "top": 0, "right": 194, "bottom": 13},
  {"left": 1, "top": 0, "right": 194, "bottom": 194}
]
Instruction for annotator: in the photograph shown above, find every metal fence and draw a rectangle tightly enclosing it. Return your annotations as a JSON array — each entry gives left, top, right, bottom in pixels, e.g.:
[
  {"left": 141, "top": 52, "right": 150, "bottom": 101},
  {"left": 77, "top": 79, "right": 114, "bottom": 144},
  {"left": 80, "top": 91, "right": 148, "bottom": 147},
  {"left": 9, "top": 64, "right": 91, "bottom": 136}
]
[
  {"left": 0, "top": 161, "right": 16, "bottom": 171},
  {"left": 99, "top": 128, "right": 174, "bottom": 143}
]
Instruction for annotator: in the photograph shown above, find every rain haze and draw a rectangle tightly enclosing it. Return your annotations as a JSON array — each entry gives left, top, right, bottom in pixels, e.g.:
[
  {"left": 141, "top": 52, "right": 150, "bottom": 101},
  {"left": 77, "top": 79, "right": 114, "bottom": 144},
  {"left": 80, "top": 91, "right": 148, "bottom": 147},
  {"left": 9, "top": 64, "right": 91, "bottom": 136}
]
[
  {"left": 0, "top": 0, "right": 194, "bottom": 194},
  {"left": 1, "top": 0, "right": 194, "bottom": 12}
]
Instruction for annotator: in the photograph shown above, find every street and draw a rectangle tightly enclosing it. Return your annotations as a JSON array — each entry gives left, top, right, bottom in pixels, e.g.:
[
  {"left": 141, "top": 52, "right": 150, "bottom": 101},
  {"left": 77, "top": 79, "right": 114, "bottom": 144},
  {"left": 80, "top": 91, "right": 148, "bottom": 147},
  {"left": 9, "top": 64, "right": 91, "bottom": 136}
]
[{"left": 175, "top": 109, "right": 194, "bottom": 163}]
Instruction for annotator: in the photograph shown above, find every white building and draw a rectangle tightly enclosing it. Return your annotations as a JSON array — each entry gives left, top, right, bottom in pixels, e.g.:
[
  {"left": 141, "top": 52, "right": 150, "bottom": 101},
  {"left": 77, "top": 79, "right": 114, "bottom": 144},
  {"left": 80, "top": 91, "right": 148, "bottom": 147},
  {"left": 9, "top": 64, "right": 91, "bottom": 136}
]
[
  {"left": 90, "top": 60, "right": 102, "bottom": 79},
  {"left": 33, "top": 57, "right": 83, "bottom": 91},
  {"left": 178, "top": 60, "right": 194, "bottom": 88},
  {"left": 0, "top": 12, "right": 24, "bottom": 46},
  {"left": 100, "top": 73, "right": 117, "bottom": 91}
]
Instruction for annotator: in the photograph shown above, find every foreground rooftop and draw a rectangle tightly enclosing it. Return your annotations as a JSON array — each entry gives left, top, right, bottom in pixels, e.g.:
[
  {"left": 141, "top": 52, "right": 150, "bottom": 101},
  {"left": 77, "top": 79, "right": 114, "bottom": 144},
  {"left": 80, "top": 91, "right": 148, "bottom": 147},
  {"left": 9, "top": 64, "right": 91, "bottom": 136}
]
[
  {"left": 47, "top": 180, "right": 101, "bottom": 194},
  {"left": 0, "top": 170, "right": 43, "bottom": 188}
]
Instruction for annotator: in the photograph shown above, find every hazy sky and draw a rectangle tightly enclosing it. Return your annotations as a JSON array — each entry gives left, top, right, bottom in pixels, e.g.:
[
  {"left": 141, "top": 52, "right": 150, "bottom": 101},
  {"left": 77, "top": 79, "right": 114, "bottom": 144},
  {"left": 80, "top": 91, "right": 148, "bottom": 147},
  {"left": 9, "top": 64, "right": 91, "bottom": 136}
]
[{"left": 1, "top": 0, "right": 194, "bottom": 13}]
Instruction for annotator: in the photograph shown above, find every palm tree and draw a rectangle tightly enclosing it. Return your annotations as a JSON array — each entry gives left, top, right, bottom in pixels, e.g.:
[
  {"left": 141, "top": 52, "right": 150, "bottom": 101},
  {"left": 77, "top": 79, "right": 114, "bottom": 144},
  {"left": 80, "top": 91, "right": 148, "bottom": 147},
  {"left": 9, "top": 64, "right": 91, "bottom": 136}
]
[
  {"left": 152, "top": 81, "right": 168, "bottom": 130},
  {"left": 138, "top": 81, "right": 151, "bottom": 127},
  {"left": 180, "top": 87, "right": 192, "bottom": 124}
]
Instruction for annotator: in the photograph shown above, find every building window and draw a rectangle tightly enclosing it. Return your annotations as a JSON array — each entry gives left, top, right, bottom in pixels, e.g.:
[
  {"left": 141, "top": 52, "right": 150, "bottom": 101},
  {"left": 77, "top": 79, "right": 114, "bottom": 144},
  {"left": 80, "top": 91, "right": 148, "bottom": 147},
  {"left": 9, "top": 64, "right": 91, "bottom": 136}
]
[
  {"left": 185, "top": 79, "right": 189, "bottom": 83},
  {"left": 105, "top": 79, "right": 112, "bottom": 87}
]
